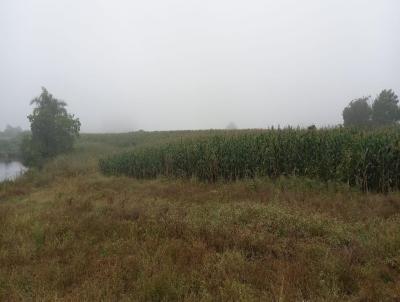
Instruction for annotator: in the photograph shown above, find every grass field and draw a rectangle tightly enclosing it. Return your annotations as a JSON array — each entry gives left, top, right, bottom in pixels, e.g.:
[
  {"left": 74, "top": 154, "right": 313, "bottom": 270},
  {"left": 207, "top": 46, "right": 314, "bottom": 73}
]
[{"left": 1, "top": 130, "right": 400, "bottom": 301}]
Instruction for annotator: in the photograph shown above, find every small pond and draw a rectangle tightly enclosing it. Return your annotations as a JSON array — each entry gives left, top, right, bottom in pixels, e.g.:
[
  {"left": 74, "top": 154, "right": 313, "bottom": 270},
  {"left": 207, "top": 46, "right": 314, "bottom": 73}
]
[{"left": 0, "top": 161, "right": 27, "bottom": 182}]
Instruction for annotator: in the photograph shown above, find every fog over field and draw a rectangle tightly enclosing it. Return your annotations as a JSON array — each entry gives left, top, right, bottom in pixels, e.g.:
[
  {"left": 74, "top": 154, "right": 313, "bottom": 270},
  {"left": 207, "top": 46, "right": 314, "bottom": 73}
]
[{"left": 0, "top": 0, "right": 399, "bottom": 132}]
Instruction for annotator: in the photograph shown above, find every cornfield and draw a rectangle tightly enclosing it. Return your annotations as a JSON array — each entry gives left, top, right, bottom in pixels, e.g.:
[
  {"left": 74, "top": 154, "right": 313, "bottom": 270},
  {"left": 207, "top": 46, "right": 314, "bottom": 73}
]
[{"left": 99, "top": 127, "right": 400, "bottom": 192}]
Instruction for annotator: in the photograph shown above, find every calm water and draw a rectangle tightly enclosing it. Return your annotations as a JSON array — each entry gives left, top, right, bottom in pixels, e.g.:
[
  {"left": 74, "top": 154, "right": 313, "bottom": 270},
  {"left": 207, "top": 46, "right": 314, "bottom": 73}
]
[{"left": 0, "top": 161, "right": 27, "bottom": 182}]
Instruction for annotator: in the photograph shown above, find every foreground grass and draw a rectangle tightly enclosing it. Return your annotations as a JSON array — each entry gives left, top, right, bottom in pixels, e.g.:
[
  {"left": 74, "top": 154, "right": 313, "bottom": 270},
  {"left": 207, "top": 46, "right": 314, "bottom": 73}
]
[{"left": 1, "top": 133, "right": 400, "bottom": 301}]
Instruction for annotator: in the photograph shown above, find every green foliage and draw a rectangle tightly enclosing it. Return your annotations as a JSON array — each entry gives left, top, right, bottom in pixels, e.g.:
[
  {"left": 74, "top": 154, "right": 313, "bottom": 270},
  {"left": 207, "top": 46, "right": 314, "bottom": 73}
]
[
  {"left": 22, "top": 88, "right": 80, "bottom": 166},
  {"left": 342, "top": 97, "right": 372, "bottom": 127},
  {"left": 0, "top": 138, "right": 21, "bottom": 160},
  {"left": 2, "top": 125, "right": 22, "bottom": 138},
  {"left": 0, "top": 128, "right": 24, "bottom": 160},
  {"left": 343, "top": 90, "right": 400, "bottom": 127},
  {"left": 372, "top": 89, "right": 400, "bottom": 125},
  {"left": 100, "top": 127, "right": 400, "bottom": 192},
  {"left": 20, "top": 134, "right": 44, "bottom": 167}
]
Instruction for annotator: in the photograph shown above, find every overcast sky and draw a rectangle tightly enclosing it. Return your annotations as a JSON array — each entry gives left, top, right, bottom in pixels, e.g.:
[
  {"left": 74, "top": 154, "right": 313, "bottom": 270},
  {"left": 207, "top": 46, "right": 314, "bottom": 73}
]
[{"left": 0, "top": 0, "right": 399, "bottom": 132}]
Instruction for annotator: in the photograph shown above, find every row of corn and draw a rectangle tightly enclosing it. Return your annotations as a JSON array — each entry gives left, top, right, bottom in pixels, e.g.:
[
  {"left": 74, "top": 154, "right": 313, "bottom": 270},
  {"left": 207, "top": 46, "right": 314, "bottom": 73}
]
[{"left": 99, "top": 127, "right": 400, "bottom": 192}]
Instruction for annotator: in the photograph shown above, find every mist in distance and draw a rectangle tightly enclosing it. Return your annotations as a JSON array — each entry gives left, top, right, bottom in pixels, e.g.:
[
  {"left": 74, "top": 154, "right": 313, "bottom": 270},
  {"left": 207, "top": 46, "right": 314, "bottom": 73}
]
[{"left": 0, "top": 0, "right": 399, "bottom": 132}]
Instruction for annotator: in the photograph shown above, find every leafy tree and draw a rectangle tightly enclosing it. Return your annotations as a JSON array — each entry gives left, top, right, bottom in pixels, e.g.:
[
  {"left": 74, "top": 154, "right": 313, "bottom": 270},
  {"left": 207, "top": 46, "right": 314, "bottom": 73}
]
[
  {"left": 22, "top": 88, "right": 80, "bottom": 166},
  {"left": 371, "top": 89, "right": 400, "bottom": 125},
  {"left": 342, "top": 97, "right": 372, "bottom": 127}
]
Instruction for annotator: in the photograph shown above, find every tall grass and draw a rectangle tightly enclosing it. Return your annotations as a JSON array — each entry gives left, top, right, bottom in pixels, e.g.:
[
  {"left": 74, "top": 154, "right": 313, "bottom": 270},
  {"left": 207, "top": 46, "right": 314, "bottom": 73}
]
[{"left": 99, "top": 127, "right": 400, "bottom": 192}]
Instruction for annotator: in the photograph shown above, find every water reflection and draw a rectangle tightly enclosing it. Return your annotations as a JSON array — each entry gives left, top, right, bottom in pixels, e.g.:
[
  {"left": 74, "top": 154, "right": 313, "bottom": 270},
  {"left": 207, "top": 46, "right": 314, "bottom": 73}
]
[{"left": 0, "top": 161, "right": 27, "bottom": 182}]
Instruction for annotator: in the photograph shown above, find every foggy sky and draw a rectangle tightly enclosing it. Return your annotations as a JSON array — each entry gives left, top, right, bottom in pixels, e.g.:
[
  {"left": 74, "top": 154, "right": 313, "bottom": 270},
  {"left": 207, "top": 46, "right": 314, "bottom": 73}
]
[{"left": 1, "top": 0, "right": 399, "bottom": 132}]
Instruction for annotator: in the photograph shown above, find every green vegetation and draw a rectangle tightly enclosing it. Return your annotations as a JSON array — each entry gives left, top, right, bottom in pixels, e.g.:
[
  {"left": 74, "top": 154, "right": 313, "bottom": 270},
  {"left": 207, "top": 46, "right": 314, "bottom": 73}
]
[
  {"left": 0, "top": 137, "right": 22, "bottom": 160},
  {"left": 2, "top": 92, "right": 400, "bottom": 299},
  {"left": 100, "top": 127, "right": 400, "bottom": 192},
  {"left": 343, "top": 89, "right": 399, "bottom": 127},
  {"left": 21, "top": 88, "right": 81, "bottom": 167},
  {"left": 0, "top": 131, "right": 399, "bottom": 301},
  {"left": 342, "top": 97, "right": 372, "bottom": 127},
  {"left": 0, "top": 126, "right": 24, "bottom": 160},
  {"left": 372, "top": 89, "right": 400, "bottom": 125}
]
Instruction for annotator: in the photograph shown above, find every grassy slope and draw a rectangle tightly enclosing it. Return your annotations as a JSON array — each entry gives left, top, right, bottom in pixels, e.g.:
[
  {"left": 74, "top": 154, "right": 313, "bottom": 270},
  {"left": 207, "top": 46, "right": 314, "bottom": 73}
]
[{"left": 0, "top": 132, "right": 399, "bottom": 301}]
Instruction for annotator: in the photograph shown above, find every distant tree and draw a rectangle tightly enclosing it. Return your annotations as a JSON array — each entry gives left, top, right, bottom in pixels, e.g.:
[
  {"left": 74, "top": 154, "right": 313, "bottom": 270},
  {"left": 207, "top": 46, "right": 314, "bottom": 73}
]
[
  {"left": 371, "top": 89, "right": 400, "bottom": 125},
  {"left": 342, "top": 97, "right": 372, "bottom": 127},
  {"left": 226, "top": 122, "right": 237, "bottom": 130},
  {"left": 307, "top": 125, "right": 317, "bottom": 130},
  {"left": 3, "top": 125, "right": 22, "bottom": 137},
  {"left": 22, "top": 88, "right": 80, "bottom": 166}
]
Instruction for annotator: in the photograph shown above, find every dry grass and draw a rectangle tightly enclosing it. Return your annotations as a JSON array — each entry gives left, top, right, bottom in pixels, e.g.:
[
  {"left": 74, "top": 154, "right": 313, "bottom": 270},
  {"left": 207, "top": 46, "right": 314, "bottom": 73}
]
[{"left": 1, "top": 170, "right": 400, "bottom": 301}]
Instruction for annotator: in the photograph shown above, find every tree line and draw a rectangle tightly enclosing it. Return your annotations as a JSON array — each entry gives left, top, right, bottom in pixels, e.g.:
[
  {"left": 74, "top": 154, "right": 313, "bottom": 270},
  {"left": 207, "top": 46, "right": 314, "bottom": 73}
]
[
  {"left": 342, "top": 89, "right": 399, "bottom": 127},
  {"left": 0, "top": 125, "right": 23, "bottom": 139}
]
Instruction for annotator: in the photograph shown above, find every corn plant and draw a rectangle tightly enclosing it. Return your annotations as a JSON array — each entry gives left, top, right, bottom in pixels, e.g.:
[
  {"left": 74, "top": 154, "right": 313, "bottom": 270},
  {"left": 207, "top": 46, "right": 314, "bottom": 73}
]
[{"left": 99, "top": 127, "right": 400, "bottom": 192}]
